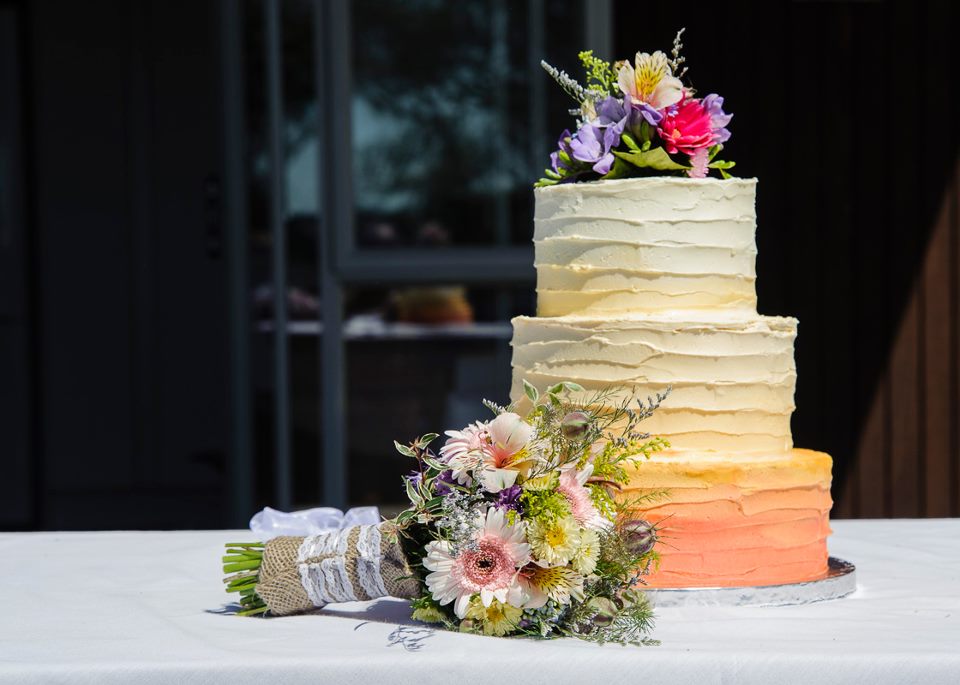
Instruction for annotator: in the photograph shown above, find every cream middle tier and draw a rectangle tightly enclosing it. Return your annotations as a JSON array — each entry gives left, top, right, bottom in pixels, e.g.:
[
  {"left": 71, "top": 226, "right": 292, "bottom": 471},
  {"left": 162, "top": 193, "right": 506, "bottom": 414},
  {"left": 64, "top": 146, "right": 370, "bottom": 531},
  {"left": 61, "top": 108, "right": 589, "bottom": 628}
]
[{"left": 509, "top": 176, "right": 833, "bottom": 588}]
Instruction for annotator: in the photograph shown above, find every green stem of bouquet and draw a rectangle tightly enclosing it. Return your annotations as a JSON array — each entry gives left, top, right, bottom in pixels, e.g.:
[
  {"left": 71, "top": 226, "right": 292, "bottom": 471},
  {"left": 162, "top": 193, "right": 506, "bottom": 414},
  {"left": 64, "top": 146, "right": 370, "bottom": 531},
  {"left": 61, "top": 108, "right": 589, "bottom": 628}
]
[{"left": 222, "top": 542, "right": 268, "bottom": 616}]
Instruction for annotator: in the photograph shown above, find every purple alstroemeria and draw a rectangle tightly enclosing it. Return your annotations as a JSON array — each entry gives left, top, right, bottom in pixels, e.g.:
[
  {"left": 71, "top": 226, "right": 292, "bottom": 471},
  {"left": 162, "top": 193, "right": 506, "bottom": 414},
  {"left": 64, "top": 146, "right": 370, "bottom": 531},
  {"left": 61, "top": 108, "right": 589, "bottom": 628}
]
[
  {"left": 494, "top": 484, "right": 523, "bottom": 512},
  {"left": 701, "top": 93, "right": 733, "bottom": 144},
  {"left": 433, "top": 469, "right": 458, "bottom": 496}
]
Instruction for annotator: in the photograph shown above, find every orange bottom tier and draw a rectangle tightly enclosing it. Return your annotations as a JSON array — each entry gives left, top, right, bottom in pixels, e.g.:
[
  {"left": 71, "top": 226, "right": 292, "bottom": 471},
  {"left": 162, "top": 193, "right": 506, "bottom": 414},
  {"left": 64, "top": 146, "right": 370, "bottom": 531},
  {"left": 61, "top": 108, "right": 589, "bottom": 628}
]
[{"left": 623, "top": 448, "right": 833, "bottom": 588}]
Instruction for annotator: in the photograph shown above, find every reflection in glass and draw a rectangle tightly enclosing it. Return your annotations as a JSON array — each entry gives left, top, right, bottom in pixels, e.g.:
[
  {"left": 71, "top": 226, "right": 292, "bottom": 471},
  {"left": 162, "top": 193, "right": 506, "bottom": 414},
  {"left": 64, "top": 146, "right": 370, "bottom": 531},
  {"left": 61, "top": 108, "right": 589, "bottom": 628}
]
[{"left": 352, "top": 0, "right": 583, "bottom": 247}]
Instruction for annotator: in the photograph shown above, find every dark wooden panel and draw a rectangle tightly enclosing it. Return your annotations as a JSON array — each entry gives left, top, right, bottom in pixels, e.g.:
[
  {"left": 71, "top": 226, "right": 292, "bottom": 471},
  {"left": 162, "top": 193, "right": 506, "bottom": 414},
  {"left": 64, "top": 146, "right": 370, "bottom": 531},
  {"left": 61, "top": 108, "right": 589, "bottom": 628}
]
[
  {"left": 954, "top": 167, "right": 960, "bottom": 518},
  {"left": 887, "top": 1, "right": 922, "bottom": 518},
  {"left": 848, "top": 2, "right": 889, "bottom": 519},
  {"left": 922, "top": 187, "right": 953, "bottom": 517},
  {"left": 817, "top": 5, "right": 856, "bottom": 517},
  {"left": 785, "top": 2, "right": 823, "bottom": 468}
]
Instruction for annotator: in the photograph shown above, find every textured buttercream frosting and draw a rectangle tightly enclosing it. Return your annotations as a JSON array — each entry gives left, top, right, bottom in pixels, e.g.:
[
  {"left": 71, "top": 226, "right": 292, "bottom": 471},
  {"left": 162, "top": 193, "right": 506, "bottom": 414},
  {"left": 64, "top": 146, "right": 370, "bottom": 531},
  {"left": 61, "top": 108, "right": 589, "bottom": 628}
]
[
  {"left": 510, "top": 176, "right": 833, "bottom": 588},
  {"left": 534, "top": 177, "right": 758, "bottom": 317}
]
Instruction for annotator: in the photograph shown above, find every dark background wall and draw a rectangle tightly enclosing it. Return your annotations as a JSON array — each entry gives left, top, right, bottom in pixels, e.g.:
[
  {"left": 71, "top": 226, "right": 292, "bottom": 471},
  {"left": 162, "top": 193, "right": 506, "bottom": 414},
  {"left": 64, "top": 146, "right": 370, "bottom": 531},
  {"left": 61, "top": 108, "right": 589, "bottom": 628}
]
[
  {"left": 2, "top": 0, "right": 958, "bottom": 530},
  {"left": 2, "top": 0, "right": 230, "bottom": 528}
]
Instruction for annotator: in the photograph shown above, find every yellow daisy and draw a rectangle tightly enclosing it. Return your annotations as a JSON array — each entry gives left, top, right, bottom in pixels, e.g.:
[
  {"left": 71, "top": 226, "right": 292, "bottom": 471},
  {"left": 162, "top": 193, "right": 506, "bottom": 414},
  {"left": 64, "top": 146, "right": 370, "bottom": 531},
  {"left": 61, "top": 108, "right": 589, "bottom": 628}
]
[
  {"left": 528, "top": 515, "right": 581, "bottom": 566},
  {"left": 464, "top": 598, "right": 523, "bottom": 637},
  {"left": 572, "top": 528, "right": 600, "bottom": 576}
]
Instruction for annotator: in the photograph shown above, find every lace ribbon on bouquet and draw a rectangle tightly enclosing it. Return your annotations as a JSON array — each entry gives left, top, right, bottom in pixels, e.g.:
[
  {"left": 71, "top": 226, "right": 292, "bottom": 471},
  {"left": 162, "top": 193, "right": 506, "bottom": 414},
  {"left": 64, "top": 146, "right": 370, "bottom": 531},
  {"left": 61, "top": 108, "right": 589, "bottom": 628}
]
[
  {"left": 229, "top": 507, "right": 418, "bottom": 616},
  {"left": 250, "top": 522, "right": 418, "bottom": 615}
]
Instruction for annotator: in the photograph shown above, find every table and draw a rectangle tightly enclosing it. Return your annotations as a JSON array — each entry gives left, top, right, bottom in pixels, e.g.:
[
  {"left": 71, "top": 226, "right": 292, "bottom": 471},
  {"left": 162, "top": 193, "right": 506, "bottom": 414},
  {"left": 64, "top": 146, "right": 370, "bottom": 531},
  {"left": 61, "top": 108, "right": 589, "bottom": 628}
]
[{"left": 2, "top": 520, "right": 958, "bottom": 684}]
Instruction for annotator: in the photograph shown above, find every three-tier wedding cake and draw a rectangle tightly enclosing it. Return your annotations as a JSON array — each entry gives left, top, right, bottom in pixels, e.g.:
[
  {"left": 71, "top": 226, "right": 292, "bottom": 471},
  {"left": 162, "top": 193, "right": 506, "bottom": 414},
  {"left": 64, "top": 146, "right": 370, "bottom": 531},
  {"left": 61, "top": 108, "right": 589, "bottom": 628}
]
[{"left": 510, "top": 176, "right": 833, "bottom": 588}]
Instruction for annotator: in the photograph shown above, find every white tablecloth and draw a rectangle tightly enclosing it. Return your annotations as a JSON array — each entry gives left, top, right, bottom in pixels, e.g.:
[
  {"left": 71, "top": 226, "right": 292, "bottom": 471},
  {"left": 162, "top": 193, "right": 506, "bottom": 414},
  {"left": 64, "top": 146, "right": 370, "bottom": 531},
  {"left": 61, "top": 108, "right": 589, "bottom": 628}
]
[{"left": 2, "top": 520, "right": 958, "bottom": 684}]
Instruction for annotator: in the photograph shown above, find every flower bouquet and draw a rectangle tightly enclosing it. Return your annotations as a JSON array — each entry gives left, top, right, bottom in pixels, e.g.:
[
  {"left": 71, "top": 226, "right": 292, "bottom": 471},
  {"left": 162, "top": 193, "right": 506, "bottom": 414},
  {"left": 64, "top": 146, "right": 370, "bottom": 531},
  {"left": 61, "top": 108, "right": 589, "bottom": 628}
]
[
  {"left": 538, "top": 28, "right": 735, "bottom": 185},
  {"left": 223, "top": 381, "right": 670, "bottom": 645}
]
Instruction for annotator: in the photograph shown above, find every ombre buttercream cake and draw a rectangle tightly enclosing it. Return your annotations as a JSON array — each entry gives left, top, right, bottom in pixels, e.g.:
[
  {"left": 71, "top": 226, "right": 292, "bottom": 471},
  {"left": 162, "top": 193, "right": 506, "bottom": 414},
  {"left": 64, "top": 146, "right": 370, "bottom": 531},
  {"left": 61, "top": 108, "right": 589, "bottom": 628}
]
[{"left": 509, "top": 176, "right": 833, "bottom": 588}]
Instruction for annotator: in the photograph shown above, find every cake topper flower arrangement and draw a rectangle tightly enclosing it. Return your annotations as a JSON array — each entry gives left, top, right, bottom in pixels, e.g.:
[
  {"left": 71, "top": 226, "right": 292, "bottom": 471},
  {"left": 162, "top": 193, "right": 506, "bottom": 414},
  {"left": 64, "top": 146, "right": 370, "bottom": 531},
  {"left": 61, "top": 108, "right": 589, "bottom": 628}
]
[
  {"left": 537, "top": 28, "right": 735, "bottom": 186},
  {"left": 223, "top": 381, "right": 670, "bottom": 646}
]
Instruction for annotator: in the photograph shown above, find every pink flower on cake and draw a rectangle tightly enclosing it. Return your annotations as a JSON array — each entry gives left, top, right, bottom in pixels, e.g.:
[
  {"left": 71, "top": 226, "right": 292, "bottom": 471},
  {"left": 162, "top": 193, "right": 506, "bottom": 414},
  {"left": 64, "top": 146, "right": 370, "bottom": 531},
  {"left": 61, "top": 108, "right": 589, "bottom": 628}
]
[
  {"left": 558, "top": 466, "right": 612, "bottom": 531},
  {"left": 423, "top": 507, "right": 531, "bottom": 618},
  {"left": 688, "top": 146, "right": 710, "bottom": 178},
  {"left": 657, "top": 96, "right": 714, "bottom": 155},
  {"left": 479, "top": 412, "right": 535, "bottom": 493},
  {"left": 439, "top": 421, "right": 489, "bottom": 485}
]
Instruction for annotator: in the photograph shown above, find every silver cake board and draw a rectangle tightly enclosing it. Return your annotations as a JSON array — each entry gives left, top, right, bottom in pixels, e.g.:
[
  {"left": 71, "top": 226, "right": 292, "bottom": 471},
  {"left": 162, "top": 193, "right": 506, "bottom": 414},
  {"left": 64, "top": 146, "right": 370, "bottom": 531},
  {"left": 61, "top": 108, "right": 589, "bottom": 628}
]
[{"left": 642, "top": 557, "right": 857, "bottom": 607}]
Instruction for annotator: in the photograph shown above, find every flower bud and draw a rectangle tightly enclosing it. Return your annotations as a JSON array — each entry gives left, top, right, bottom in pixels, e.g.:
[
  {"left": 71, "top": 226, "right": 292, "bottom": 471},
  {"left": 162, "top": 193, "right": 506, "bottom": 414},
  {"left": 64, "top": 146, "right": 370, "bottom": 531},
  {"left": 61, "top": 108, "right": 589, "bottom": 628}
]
[
  {"left": 587, "top": 596, "right": 618, "bottom": 628},
  {"left": 621, "top": 519, "right": 656, "bottom": 556},
  {"left": 561, "top": 411, "right": 591, "bottom": 440}
]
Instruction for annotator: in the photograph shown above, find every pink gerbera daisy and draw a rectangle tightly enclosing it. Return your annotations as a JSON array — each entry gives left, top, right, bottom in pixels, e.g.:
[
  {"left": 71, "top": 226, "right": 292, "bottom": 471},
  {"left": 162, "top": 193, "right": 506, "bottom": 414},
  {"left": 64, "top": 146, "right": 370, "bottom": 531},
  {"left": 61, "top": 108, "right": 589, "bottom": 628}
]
[
  {"left": 423, "top": 508, "right": 531, "bottom": 618},
  {"left": 558, "top": 467, "right": 613, "bottom": 531},
  {"left": 439, "top": 421, "right": 489, "bottom": 484}
]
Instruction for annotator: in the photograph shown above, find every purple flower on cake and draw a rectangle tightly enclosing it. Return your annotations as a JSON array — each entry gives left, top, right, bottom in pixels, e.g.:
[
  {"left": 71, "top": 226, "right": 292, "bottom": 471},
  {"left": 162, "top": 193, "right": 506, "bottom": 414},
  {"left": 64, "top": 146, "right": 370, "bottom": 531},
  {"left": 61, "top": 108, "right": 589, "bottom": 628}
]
[
  {"left": 549, "top": 130, "right": 575, "bottom": 174},
  {"left": 702, "top": 93, "right": 733, "bottom": 144},
  {"left": 567, "top": 123, "right": 616, "bottom": 175}
]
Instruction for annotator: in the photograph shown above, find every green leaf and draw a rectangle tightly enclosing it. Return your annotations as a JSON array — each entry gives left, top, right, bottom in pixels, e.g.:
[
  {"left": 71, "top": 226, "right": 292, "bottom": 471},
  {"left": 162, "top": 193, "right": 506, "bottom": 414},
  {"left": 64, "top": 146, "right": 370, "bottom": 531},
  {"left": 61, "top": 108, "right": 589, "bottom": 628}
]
[
  {"left": 707, "top": 159, "right": 736, "bottom": 169},
  {"left": 600, "top": 156, "right": 633, "bottom": 181},
  {"left": 523, "top": 379, "right": 540, "bottom": 403},
  {"left": 561, "top": 381, "right": 585, "bottom": 393},
  {"left": 394, "top": 440, "right": 417, "bottom": 458},
  {"left": 621, "top": 133, "right": 641, "bottom": 152},
  {"left": 418, "top": 433, "right": 440, "bottom": 448},
  {"left": 613, "top": 147, "right": 690, "bottom": 172},
  {"left": 422, "top": 456, "right": 447, "bottom": 472},
  {"left": 719, "top": 168, "right": 732, "bottom": 179},
  {"left": 404, "top": 477, "right": 424, "bottom": 507},
  {"left": 425, "top": 496, "right": 446, "bottom": 510}
]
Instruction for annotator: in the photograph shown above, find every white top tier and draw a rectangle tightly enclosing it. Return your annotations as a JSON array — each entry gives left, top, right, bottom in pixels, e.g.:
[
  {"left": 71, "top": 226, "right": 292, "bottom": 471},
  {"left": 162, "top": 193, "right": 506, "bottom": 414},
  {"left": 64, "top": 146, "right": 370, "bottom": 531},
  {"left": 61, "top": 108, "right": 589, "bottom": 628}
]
[{"left": 533, "top": 177, "right": 759, "bottom": 317}]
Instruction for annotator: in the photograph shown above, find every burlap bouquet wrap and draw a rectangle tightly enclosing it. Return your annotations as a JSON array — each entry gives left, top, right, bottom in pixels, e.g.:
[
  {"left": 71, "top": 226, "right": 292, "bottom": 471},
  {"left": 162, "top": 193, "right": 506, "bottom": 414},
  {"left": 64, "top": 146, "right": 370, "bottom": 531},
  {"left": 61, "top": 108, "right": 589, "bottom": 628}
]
[{"left": 255, "top": 521, "right": 419, "bottom": 616}]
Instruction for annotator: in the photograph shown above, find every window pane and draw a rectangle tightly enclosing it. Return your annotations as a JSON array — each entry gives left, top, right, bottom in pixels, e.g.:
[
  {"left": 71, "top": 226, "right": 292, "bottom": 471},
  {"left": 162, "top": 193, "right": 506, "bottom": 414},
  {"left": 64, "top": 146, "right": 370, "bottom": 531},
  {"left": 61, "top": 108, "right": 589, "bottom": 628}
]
[{"left": 351, "top": 0, "right": 584, "bottom": 247}]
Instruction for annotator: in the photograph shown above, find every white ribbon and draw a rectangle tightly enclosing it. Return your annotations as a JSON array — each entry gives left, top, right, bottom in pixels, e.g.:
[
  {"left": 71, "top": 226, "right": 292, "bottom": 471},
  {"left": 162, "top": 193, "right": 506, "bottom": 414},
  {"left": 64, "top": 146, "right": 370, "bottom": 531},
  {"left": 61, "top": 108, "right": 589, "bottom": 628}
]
[{"left": 249, "top": 506, "right": 380, "bottom": 541}]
